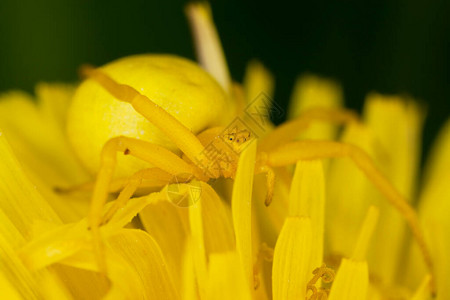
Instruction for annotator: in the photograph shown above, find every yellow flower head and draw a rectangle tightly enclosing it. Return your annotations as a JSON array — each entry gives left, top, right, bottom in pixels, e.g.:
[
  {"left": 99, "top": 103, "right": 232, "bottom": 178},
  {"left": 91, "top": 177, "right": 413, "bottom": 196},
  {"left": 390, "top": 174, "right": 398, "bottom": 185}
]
[{"left": 1, "top": 2, "right": 449, "bottom": 300}]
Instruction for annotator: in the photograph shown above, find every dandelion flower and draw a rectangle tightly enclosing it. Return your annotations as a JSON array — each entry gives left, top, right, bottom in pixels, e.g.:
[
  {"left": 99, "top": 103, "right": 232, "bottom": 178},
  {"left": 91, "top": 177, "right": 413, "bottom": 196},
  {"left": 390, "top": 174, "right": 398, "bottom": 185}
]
[{"left": 0, "top": 2, "right": 448, "bottom": 300}]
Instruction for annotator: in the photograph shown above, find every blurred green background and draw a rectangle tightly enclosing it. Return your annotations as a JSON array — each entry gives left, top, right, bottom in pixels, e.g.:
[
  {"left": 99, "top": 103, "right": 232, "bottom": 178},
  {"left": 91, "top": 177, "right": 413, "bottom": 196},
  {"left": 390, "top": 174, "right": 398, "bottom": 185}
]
[{"left": 0, "top": 0, "right": 449, "bottom": 158}]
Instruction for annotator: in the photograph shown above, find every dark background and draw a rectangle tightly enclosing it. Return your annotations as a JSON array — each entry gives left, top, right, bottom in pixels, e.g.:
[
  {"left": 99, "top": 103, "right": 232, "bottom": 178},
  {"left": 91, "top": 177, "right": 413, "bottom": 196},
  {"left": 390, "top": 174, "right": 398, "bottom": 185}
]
[{"left": 0, "top": 0, "right": 449, "bottom": 160}]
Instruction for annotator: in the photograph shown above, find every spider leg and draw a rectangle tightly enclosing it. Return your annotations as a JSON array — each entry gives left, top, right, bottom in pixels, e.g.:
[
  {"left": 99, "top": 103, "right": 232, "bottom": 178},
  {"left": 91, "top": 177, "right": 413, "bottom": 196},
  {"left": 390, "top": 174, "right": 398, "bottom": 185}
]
[
  {"left": 259, "top": 139, "right": 435, "bottom": 290},
  {"left": 89, "top": 135, "right": 203, "bottom": 273},
  {"left": 255, "top": 165, "right": 275, "bottom": 206},
  {"left": 80, "top": 66, "right": 213, "bottom": 171},
  {"left": 100, "top": 167, "right": 177, "bottom": 225},
  {"left": 56, "top": 167, "right": 171, "bottom": 194},
  {"left": 258, "top": 107, "right": 358, "bottom": 151}
]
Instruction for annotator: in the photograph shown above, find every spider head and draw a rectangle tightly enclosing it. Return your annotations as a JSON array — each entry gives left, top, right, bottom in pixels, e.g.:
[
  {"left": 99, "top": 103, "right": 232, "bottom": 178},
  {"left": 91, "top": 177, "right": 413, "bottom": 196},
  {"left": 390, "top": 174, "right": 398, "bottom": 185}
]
[
  {"left": 223, "top": 128, "right": 252, "bottom": 153},
  {"left": 191, "top": 126, "right": 255, "bottom": 179}
]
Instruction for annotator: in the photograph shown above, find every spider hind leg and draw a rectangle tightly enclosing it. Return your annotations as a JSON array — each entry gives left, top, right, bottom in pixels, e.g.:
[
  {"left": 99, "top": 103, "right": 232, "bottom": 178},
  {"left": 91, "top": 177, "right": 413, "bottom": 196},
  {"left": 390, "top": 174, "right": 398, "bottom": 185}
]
[{"left": 260, "top": 139, "right": 435, "bottom": 292}]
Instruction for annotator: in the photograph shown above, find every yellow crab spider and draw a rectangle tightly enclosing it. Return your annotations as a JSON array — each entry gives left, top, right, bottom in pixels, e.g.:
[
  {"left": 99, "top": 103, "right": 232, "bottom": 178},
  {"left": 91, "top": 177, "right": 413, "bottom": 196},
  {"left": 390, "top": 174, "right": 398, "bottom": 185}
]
[{"left": 66, "top": 54, "right": 434, "bottom": 289}]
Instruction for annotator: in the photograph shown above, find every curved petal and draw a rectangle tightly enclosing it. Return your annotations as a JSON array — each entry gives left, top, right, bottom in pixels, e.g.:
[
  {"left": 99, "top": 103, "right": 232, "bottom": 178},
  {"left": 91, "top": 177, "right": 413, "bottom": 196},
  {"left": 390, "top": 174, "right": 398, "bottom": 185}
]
[
  {"left": 232, "top": 140, "right": 257, "bottom": 290},
  {"left": 272, "top": 216, "right": 312, "bottom": 300}
]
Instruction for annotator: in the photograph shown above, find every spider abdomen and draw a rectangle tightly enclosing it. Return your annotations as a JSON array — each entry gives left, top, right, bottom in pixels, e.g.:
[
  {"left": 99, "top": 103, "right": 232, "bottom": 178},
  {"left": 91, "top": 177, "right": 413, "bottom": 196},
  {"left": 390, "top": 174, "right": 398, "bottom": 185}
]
[{"left": 67, "top": 54, "right": 229, "bottom": 177}]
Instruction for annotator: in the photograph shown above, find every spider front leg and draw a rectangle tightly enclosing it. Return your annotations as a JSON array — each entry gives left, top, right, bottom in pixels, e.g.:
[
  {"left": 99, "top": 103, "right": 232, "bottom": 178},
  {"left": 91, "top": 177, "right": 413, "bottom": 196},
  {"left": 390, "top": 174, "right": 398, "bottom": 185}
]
[
  {"left": 99, "top": 167, "right": 175, "bottom": 225},
  {"left": 257, "top": 139, "right": 435, "bottom": 291},
  {"left": 88, "top": 135, "right": 203, "bottom": 272},
  {"left": 89, "top": 136, "right": 202, "bottom": 227},
  {"left": 56, "top": 166, "right": 173, "bottom": 194}
]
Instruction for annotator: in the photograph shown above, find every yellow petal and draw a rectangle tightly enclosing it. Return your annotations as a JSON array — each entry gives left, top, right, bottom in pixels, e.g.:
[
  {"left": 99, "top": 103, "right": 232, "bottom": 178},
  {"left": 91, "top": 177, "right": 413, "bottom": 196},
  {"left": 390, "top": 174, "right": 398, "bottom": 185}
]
[
  {"left": 201, "top": 182, "right": 235, "bottom": 254},
  {"left": 240, "top": 61, "right": 278, "bottom": 139},
  {"left": 0, "top": 271, "right": 25, "bottom": 300},
  {"left": 352, "top": 206, "right": 379, "bottom": 261},
  {"left": 20, "top": 191, "right": 163, "bottom": 271},
  {"left": 0, "top": 219, "right": 42, "bottom": 299},
  {"left": 50, "top": 264, "right": 109, "bottom": 300},
  {"left": 328, "top": 206, "right": 378, "bottom": 300},
  {"left": 1, "top": 206, "right": 71, "bottom": 299},
  {"left": 363, "top": 94, "right": 423, "bottom": 198},
  {"left": 38, "top": 269, "right": 73, "bottom": 300},
  {"left": 287, "top": 75, "right": 343, "bottom": 141},
  {"left": 328, "top": 258, "right": 369, "bottom": 300},
  {"left": 252, "top": 170, "right": 290, "bottom": 247},
  {"left": 181, "top": 237, "right": 199, "bottom": 300},
  {"left": 408, "top": 217, "right": 450, "bottom": 299},
  {"left": 421, "top": 118, "right": 450, "bottom": 187},
  {"left": 411, "top": 275, "right": 432, "bottom": 300},
  {"left": 108, "top": 194, "right": 163, "bottom": 229},
  {"left": 108, "top": 229, "right": 180, "bottom": 300},
  {"left": 232, "top": 140, "right": 257, "bottom": 289},
  {"left": 272, "top": 216, "right": 312, "bottom": 300},
  {"left": 19, "top": 221, "right": 88, "bottom": 271},
  {"left": 0, "top": 131, "right": 61, "bottom": 235},
  {"left": 206, "top": 251, "right": 252, "bottom": 300},
  {"left": 139, "top": 199, "right": 187, "bottom": 287},
  {"left": 185, "top": 2, "right": 231, "bottom": 92},
  {"left": 289, "top": 160, "right": 325, "bottom": 271},
  {"left": 243, "top": 60, "right": 275, "bottom": 103},
  {"left": 412, "top": 119, "right": 450, "bottom": 299},
  {"left": 0, "top": 88, "right": 90, "bottom": 222},
  {"left": 251, "top": 170, "right": 290, "bottom": 297},
  {"left": 0, "top": 89, "right": 89, "bottom": 187},
  {"left": 40, "top": 228, "right": 178, "bottom": 300},
  {"left": 0, "top": 180, "right": 61, "bottom": 300},
  {"left": 57, "top": 248, "right": 142, "bottom": 300},
  {"left": 428, "top": 225, "right": 450, "bottom": 300},
  {"left": 141, "top": 180, "right": 234, "bottom": 295},
  {"left": 418, "top": 120, "right": 450, "bottom": 221},
  {"left": 188, "top": 188, "right": 208, "bottom": 298},
  {"left": 363, "top": 94, "right": 424, "bottom": 284},
  {"left": 35, "top": 83, "right": 75, "bottom": 130},
  {"left": 326, "top": 123, "right": 375, "bottom": 258}
]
